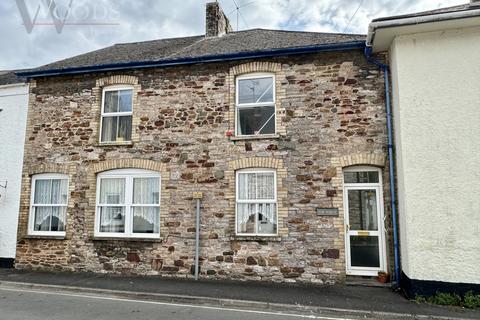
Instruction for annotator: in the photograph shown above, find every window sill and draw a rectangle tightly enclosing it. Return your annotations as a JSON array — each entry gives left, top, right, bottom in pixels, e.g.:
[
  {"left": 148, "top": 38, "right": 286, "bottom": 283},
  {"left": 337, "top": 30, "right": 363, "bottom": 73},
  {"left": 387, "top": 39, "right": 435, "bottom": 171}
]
[
  {"left": 24, "top": 235, "right": 66, "bottom": 240},
  {"left": 230, "top": 235, "right": 282, "bottom": 242},
  {"left": 97, "top": 141, "right": 133, "bottom": 147},
  {"left": 92, "top": 236, "right": 162, "bottom": 242},
  {"left": 229, "top": 134, "right": 280, "bottom": 141}
]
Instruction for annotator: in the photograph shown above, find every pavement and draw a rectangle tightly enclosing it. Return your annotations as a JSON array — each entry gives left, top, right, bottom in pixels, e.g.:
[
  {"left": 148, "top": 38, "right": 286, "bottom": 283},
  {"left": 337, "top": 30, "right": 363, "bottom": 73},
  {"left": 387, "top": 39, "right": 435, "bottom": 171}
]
[{"left": 0, "top": 269, "right": 478, "bottom": 319}]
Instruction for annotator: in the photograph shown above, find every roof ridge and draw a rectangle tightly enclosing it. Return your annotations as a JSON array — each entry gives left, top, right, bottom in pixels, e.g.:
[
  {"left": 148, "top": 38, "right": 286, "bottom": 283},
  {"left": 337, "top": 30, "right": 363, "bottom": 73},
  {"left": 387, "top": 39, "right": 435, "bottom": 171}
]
[{"left": 114, "top": 34, "right": 204, "bottom": 47}]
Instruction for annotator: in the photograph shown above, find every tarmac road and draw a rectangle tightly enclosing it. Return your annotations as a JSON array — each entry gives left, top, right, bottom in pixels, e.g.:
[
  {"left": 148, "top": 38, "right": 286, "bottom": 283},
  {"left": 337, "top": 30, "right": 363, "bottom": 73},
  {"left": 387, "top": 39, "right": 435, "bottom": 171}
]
[{"left": 0, "top": 286, "right": 391, "bottom": 320}]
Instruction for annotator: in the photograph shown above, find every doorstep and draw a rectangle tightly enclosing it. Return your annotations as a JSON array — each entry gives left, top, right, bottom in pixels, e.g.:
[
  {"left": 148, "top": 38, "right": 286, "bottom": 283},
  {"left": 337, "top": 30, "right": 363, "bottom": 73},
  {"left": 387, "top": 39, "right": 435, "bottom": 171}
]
[{"left": 346, "top": 275, "right": 391, "bottom": 288}]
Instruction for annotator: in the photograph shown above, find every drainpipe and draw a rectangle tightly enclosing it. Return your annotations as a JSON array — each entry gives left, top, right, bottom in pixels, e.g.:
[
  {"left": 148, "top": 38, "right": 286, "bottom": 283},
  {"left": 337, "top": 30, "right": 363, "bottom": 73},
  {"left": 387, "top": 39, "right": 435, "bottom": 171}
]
[
  {"left": 193, "top": 192, "right": 203, "bottom": 280},
  {"left": 364, "top": 47, "right": 401, "bottom": 288}
]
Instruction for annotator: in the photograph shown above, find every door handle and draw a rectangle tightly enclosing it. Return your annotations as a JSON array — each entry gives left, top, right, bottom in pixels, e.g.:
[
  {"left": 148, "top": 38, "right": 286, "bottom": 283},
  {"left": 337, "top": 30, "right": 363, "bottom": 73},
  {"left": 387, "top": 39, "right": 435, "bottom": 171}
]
[{"left": 346, "top": 224, "right": 350, "bottom": 232}]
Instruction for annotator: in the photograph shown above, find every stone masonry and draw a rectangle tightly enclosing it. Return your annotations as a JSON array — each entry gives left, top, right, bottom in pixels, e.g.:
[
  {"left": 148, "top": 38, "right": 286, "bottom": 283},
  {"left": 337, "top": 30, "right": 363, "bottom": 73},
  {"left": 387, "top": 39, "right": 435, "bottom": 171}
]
[{"left": 16, "top": 50, "right": 391, "bottom": 284}]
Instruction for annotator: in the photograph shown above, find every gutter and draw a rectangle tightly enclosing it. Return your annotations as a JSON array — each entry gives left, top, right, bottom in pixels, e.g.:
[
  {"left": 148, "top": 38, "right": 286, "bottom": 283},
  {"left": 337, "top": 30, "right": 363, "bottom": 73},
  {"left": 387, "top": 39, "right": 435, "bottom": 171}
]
[
  {"left": 16, "top": 41, "right": 365, "bottom": 78},
  {"left": 364, "top": 46, "right": 401, "bottom": 288},
  {"left": 367, "top": 8, "right": 480, "bottom": 46}
]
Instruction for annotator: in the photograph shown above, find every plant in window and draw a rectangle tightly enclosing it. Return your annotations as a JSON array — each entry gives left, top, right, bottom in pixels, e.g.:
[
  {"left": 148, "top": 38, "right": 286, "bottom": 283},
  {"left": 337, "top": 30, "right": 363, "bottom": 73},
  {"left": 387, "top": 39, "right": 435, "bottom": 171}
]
[
  {"left": 236, "top": 74, "right": 275, "bottom": 136},
  {"left": 101, "top": 87, "right": 133, "bottom": 143},
  {"left": 95, "top": 169, "right": 160, "bottom": 238},
  {"left": 236, "top": 169, "right": 277, "bottom": 235},
  {"left": 29, "top": 174, "right": 68, "bottom": 235}
]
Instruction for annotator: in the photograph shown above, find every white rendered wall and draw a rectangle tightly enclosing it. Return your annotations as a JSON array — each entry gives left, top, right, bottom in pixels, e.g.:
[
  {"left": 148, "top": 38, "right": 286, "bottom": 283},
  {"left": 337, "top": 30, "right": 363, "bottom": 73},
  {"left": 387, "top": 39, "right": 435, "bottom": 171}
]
[
  {"left": 0, "top": 83, "right": 28, "bottom": 259},
  {"left": 389, "top": 26, "right": 480, "bottom": 284}
]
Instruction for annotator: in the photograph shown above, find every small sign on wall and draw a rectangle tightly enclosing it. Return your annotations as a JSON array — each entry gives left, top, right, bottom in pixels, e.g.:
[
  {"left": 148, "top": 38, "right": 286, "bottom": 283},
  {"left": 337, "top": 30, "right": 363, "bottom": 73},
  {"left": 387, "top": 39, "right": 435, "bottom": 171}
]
[{"left": 316, "top": 207, "right": 339, "bottom": 217}]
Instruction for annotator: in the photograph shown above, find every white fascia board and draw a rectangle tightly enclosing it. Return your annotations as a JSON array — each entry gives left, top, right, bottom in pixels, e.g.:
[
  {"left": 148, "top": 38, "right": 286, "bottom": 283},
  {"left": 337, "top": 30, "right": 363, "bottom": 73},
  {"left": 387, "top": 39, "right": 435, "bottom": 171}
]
[{"left": 367, "top": 9, "right": 480, "bottom": 52}]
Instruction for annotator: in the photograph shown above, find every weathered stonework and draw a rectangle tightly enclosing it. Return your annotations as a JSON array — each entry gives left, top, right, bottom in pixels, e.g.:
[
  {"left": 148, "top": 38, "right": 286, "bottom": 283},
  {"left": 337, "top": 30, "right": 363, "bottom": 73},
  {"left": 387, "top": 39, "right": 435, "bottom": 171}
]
[{"left": 16, "top": 50, "right": 391, "bottom": 284}]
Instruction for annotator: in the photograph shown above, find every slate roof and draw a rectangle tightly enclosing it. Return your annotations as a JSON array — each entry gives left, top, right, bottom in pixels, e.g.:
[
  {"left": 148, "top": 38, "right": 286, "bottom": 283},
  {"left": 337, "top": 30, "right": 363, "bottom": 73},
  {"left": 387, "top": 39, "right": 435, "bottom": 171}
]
[
  {"left": 22, "top": 29, "right": 365, "bottom": 76},
  {"left": 372, "top": 3, "right": 480, "bottom": 22},
  {"left": 0, "top": 71, "right": 26, "bottom": 86}
]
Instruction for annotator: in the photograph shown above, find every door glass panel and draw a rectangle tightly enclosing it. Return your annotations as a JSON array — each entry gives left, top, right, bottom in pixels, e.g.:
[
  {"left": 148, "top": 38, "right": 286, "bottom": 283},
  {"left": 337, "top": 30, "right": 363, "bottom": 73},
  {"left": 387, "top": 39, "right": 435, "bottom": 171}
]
[
  {"left": 348, "top": 189, "right": 378, "bottom": 231},
  {"left": 350, "top": 236, "right": 380, "bottom": 268}
]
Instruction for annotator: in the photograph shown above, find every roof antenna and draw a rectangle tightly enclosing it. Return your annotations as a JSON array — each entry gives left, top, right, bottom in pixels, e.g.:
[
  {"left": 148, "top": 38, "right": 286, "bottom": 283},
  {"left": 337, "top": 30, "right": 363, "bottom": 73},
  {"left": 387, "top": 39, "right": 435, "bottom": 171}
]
[{"left": 229, "top": 0, "right": 254, "bottom": 31}]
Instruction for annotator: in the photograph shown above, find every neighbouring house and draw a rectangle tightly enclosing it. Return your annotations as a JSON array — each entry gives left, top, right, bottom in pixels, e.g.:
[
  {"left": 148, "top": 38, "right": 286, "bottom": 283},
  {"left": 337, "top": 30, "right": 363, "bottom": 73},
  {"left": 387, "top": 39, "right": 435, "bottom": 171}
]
[
  {"left": 0, "top": 71, "right": 29, "bottom": 268},
  {"left": 367, "top": 1, "right": 480, "bottom": 297},
  {"left": 14, "top": 2, "right": 394, "bottom": 284}
]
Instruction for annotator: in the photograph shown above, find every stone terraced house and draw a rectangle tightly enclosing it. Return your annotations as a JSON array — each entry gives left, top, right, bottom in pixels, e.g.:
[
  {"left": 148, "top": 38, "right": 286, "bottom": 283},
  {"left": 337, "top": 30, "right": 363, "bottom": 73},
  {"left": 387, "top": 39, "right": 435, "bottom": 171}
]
[{"left": 14, "top": 2, "right": 394, "bottom": 284}]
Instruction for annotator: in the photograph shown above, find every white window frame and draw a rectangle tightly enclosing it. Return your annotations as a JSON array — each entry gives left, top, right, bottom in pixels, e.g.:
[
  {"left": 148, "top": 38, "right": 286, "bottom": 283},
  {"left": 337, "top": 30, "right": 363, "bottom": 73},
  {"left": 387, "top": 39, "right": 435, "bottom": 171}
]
[
  {"left": 235, "top": 73, "right": 276, "bottom": 136},
  {"left": 28, "top": 173, "right": 69, "bottom": 237},
  {"left": 100, "top": 85, "right": 134, "bottom": 143},
  {"left": 235, "top": 168, "right": 278, "bottom": 236},
  {"left": 94, "top": 168, "right": 161, "bottom": 239}
]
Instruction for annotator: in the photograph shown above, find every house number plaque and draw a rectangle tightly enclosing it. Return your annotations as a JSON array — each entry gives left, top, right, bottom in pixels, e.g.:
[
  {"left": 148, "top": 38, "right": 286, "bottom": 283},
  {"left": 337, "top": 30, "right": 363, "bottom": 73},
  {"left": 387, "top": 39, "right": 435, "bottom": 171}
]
[{"left": 316, "top": 208, "right": 339, "bottom": 217}]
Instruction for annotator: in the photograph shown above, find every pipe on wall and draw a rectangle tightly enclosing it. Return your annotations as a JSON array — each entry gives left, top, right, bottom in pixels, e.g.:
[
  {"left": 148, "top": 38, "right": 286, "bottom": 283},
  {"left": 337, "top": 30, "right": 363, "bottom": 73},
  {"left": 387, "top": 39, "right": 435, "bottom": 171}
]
[
  {"left": 193, "top": 193, "right": 203, "bottom": 280},
  {"left": 364, "top": 46, "right": 401, "bottom": 288}
]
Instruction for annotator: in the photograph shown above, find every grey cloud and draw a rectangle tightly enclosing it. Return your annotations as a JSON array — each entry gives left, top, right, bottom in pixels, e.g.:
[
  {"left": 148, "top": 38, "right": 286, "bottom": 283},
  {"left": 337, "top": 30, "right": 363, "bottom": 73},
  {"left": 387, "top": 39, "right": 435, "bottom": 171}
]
[{"left": 0, "top": 0, "right": 466, "bottom": 70}]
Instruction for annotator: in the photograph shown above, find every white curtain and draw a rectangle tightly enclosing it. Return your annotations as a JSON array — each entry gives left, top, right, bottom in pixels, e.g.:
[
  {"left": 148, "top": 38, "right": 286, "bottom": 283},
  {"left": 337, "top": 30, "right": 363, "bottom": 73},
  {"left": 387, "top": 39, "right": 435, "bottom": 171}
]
[
  {"left": 236, "top": 203, "right": 256, "bottom": 233},
  {"left": 99, "top": 178, "right": 125, "bottom": 233},
  {"left": 237, "top": 172, "right": 276, "bottom": 234},
  {"left": 133, "top": 178, "right": 159, "bottom": 204},
  {"left": 33, "top": 178, "right": 67, "bottom": 232},
  {"left": 132, "top": 177, "right": 160, "bottom": 234}
]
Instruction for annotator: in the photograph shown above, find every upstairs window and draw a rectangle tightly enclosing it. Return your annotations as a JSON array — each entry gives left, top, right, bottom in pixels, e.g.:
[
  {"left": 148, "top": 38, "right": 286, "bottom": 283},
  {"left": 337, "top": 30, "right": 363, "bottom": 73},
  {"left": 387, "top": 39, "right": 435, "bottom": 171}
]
[
  {"left": 236, "top": 74, "right": 275, "bottom": 136},
  {"left": 100, "top": 86, "right": 133, "bottom": 143},
  {"left": 95, "top": 169, "right": 161, "bottom": 238},
  {"left": 236, "top": 169, "right": 277, "bottom": 235},
  {"left": 29, "top": 174, "right": 68, "bottom": 236}
]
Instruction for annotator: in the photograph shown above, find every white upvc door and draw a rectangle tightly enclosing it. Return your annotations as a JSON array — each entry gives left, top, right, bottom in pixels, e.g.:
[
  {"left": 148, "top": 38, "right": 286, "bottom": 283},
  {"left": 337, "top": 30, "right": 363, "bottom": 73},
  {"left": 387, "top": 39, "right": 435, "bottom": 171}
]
[{"left": 343, "top": 167, "right": 387, "bottom": 276}]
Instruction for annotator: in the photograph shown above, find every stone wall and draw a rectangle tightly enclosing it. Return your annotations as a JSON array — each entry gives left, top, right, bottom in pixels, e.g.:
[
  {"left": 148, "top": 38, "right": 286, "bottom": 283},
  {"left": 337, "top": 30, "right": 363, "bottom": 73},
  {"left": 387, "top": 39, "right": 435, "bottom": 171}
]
[{"left": 16, "top": 51, "right": 390, "bottom": 284}]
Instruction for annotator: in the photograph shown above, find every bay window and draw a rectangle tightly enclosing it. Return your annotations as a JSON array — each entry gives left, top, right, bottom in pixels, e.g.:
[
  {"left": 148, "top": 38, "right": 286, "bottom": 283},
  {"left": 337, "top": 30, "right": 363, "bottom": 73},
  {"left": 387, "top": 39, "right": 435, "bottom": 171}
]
[
  {"left": 29, "top": 174, "right": 68, "bottom": 236},
  {"left": 236, "top": 169, "right": 277, "bottom": 235},
  {"left": 95, "top": 169, "right": 160, "bottom": 238},
  {"left": 236, "top": 74, "right": 276, "bottom": 136},
  {"left": 100, "top": 86, "right": 133, "bottom": 143}
]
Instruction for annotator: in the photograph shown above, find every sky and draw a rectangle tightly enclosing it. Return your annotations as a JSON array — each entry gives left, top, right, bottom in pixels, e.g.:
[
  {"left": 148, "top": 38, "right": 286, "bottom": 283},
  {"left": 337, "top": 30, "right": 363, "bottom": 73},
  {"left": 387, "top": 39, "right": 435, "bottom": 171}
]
[{"left": 0, "top": 0, "right": 467, "bottom": 70}]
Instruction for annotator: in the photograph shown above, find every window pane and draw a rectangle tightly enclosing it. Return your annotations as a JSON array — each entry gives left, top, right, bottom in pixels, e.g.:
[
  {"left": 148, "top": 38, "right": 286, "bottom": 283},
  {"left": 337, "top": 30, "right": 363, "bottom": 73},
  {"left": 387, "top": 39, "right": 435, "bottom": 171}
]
[
  {"left": 238, "top": 173, "right": 256, "bottom": 200},
  {"left": 33, "top": 206, "right": 65, "bottom": 232},
  {"left": 118, "top": 90, "right": 132, "bottom": 112},
  {"left": 133, "top": 207, "right": 159, "bottom": 233},
  {"left": 348, "top": 189, "right": 378, "bottom": 231},
  {"left": 50, "top": 179, "right": 68, "bottom": 204},
  {"left": 104, "top": 91, "right": 118, "bottom": 113},
  {"left": 34, "top": 179, "right": 52, "bottom": 204},
  {"left": 117, "top": 116, "right": 132, "bottom": 142},
  {"left": 99, "top": 206, "right": 125, "bottom": 233},
  {"left": 256, "top": 173, "right": 275, "bottom": 200},
  {"left": 237, "top": 203, "right": 256, "bottom": 234},
  {"left": 257, "top": 203, "right": 277, "bottom": 234},
  {"left": 133, "top": 177, "right": 160, "bottom": 204},
  {"left": 99, "top": 178, "right": 125, "bottom": 204},
  {"left": 101, "top": 116, "right": 117, "bottom": 142},
  {"left": 238, "top": 105, "right": 275, "bottom": 135},
  {"left": 34, "top": 179, "right": 68, "bottom": 205},
  {"left": 344, "top": 171, "right": 379, "bottom": 184},
  {"left": 350, "top": 236, "right": 380, "bottom": 268},
  {"left": 238, "top": 77, "right": 274, "bottom": 104}
]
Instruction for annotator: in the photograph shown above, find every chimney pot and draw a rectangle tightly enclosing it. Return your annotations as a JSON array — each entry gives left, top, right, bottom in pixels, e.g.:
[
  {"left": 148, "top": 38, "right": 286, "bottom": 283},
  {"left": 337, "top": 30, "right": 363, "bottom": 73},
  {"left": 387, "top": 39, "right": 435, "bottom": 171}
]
[{"left": 205, "top": 2, "right": 233, "bottom": 37}]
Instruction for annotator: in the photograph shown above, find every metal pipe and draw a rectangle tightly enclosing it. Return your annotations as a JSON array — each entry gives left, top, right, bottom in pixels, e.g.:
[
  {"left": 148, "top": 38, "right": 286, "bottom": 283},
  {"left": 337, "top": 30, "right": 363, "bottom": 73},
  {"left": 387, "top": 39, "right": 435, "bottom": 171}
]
[
  {"left": 364, "top": 47, "right": 401, "bottom": 288},
  {"left": 194, "top": 197, "right": 201, "bottom": 280}
]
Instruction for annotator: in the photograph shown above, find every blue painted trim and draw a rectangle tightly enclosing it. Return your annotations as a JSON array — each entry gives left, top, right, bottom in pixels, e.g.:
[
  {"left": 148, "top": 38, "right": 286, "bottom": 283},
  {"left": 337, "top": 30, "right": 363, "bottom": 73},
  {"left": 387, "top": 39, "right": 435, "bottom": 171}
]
[
  {"left": 17, "top": 41, "right": 365, "bottom": 78},
  {"left": 364, "top": 46, "right": 401, "bottom": 288}
]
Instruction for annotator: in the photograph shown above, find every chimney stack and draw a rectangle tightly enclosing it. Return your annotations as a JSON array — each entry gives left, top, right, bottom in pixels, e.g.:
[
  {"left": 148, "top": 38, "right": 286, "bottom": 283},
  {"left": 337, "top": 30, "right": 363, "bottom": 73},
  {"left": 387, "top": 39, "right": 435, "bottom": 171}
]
[{"left": 205, "top": 2, "right": 233, "bottom": 37}]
